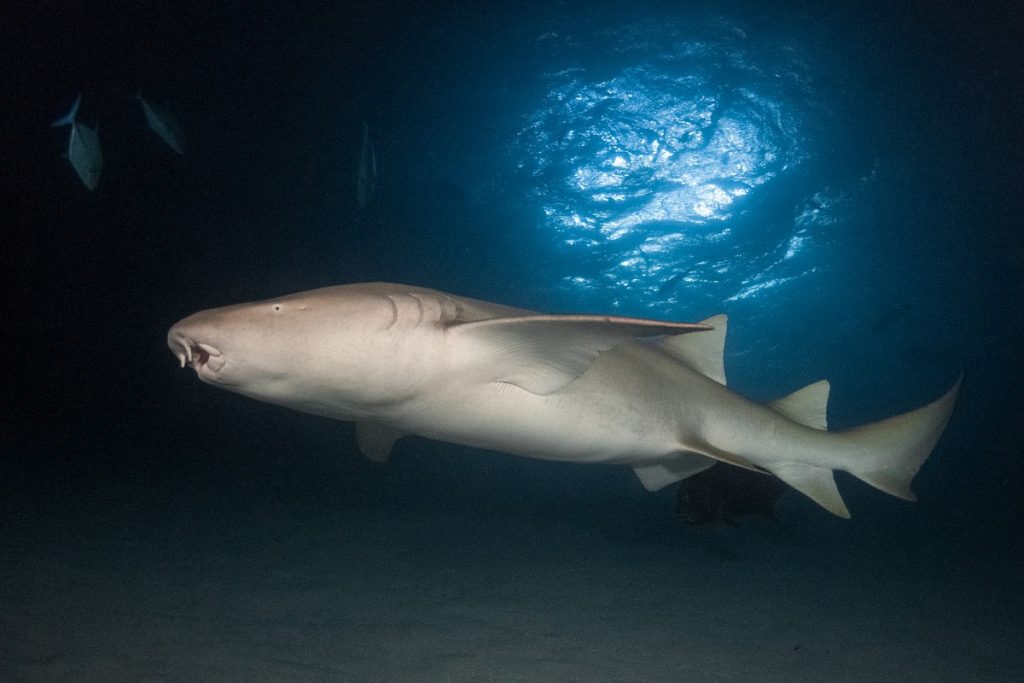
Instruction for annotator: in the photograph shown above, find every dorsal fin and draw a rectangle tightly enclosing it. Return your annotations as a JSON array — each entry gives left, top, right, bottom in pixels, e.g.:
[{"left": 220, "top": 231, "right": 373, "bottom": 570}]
[
  {"left": 451, "top": 314, "right": 710, "bottom": 395},
  {"left": 769, "top": 380, "right": 830, "bottom": 430},
  {"left": 653, "top": 314, "right": 727, "bottom": 385}
]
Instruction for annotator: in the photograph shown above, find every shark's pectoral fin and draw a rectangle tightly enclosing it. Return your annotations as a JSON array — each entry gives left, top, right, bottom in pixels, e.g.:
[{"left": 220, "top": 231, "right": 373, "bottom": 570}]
[
  {"left": 632, "top": 453, "right": 717, "bottom": 491},
  {"left": 769, "top": 380, "right": 830, "bottom": 429},
  {"left": 768, "top": 462, "right": 850, "bottom": 519},
  {"left": 355, "top": 421, "right": 407, "bottom": 462},
  {"left": 452, "top": 314, "right": 710, "bottom": 395}
]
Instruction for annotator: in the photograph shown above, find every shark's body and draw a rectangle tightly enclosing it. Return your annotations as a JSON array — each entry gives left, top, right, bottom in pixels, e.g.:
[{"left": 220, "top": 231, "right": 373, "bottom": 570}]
[
  {"left": 52, "top": 94, "right": 102, "bottom": 191},
  {"left": 168, "top": 282, "right": 960, "bottom": 517}
]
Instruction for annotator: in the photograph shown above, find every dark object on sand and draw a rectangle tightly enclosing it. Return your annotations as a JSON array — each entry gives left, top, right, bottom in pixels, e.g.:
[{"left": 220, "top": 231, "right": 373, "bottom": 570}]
[{"left": 676, "top": 463, "right": 786, "bottom": 526}]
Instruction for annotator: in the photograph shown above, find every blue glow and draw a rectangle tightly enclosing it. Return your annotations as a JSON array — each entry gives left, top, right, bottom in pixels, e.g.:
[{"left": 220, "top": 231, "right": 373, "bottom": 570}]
[{"left": 513, "top": 19, "right": 845, "bottom": 313}]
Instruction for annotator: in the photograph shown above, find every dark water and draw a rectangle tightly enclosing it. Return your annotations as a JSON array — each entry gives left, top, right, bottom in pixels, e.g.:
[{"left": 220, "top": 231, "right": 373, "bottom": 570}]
[{"left": 3, "top": 1, "right": 1022, "bottom": 679}]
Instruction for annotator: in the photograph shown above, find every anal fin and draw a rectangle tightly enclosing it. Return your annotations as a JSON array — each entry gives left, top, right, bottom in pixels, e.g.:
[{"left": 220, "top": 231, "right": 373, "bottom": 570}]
[{"left": 769, "top": 462, "right": 850, "bottom": 518}]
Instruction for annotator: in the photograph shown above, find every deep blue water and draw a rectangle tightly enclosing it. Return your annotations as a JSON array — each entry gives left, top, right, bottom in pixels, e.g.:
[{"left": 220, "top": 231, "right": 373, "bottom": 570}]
[{"left": 2, "top": 1, "right": 1022, "bottom": 679}]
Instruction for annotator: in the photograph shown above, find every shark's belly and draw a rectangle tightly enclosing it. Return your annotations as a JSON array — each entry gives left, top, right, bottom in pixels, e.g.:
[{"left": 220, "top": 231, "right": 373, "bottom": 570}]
[
  {"left": 386, "top": 344, "right": 705, "bottom": 465},
  {"left": 400, "top": 391, "right": 675, "bottom": 464}
]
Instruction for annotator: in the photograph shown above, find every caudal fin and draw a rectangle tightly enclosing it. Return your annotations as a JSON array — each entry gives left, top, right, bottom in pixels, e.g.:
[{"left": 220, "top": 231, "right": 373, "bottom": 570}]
[
  {"left": 768, "top": 376, "right": 960, "bottom": 518},
  {"left": 52, "top": 93, "right": 81, "bottom": 128},
  {"left": 840, "top": 375, "right": 961, "bottom": 501}
]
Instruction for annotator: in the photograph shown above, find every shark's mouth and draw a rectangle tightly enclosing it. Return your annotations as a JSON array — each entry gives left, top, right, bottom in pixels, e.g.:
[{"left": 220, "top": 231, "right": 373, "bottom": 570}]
[{"left": 168, "top": 335, "right": 226, "bottom": 378}]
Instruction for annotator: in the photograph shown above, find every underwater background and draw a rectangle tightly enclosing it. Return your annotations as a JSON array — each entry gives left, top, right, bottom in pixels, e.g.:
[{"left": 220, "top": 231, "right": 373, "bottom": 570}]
[{"left": 2, "top": 1, "right": 1022, "bottom": 679}]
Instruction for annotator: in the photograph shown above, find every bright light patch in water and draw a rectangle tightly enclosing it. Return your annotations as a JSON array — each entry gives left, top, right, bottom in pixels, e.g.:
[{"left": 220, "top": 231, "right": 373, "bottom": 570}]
[
  {"left": 513, "top": 18, "right": 830, "bottom": 311},
  {"left": 726, "top": 267, "right": 822, "bottom": 302},
  {"left": 784, "top": 231, "right": 809, "bottom": 260}
]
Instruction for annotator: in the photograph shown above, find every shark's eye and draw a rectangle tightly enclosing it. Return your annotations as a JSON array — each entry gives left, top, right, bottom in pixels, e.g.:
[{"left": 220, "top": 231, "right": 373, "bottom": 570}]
[{"left": 272, "top": 304, "right": 283, "bottom": 312}]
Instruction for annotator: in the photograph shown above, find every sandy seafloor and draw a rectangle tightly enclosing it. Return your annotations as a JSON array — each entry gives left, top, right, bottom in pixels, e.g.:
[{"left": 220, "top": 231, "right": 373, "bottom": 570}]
[{"left": 3, "top": 433, "right": 1021, "bottom": 682}]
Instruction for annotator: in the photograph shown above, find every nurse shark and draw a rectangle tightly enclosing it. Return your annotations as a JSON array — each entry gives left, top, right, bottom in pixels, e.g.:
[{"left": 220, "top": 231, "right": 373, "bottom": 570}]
[{"left": 167, "top": 282, "right": 960, "bottom": 518}]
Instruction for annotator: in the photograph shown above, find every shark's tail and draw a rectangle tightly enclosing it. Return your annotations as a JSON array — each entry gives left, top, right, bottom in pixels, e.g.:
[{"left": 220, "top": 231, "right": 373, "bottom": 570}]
[
  {"left": 839, "top": 376, "right": 961, "bottom": 499},
  {"left": 768, "top": 376, "right": 962, "bottom": 518},
  {"left": 52, "top": 93, "right": 81, "bottom": 128}
]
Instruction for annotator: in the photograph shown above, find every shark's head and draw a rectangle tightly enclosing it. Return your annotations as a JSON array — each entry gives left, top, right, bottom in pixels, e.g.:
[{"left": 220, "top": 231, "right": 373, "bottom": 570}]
[{"left": 167, "top": 284, "right": 437, "bottom": 417}]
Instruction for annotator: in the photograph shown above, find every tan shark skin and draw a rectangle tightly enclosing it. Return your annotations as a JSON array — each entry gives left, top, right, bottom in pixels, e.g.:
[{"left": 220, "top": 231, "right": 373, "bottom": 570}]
[{"left": 168, "top": 282, "right": 960, "bottom": 518}]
